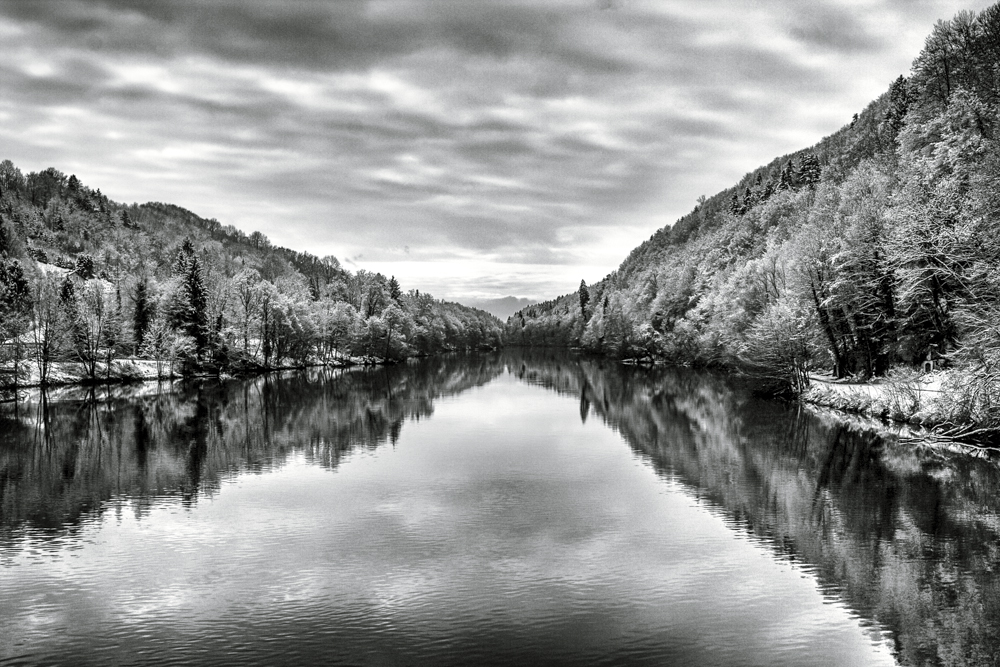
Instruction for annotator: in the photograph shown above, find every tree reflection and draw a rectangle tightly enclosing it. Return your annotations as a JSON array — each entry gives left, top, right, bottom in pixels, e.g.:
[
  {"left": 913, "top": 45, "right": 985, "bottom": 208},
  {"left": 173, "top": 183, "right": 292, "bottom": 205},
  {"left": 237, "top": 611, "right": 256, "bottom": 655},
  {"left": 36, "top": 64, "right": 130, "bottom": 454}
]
[
  {"left": 508, "top": 349, "right": 1000, "bottom": 667},
  {"left": 4, "top": 350, "right": 1000, "bottom": 664},
  {"left": 0, "top": 353, "right": 505, "bottom": 537}
]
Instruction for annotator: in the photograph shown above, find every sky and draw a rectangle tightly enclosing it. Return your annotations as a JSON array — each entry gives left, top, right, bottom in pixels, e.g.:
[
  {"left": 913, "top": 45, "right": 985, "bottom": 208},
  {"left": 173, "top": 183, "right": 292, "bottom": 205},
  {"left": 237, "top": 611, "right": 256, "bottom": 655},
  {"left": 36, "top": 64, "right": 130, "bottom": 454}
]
[{"left": 0, "top": 0, "right": 993, "bottom": 311}]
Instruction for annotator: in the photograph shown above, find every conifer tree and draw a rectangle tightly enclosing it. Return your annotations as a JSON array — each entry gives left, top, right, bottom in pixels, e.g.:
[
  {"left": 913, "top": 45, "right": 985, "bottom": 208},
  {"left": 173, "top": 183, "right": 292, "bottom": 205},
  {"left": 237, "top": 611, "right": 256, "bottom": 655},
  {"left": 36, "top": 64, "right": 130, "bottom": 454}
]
[
  {"left": 121, "top": 210, "right": 137, "bottom": 229},
  {"left": 183, "top": 255, "right": 208, "bottom": 355},
  {"left": 778, "top": 161, "right": 795, "bottom": 190},
  {"left": 74, "top": 254, "right": 96, "bottom": 280},
  {"left": 729, "top": 192, "right": 741, "bottom": 215},
  {"left": 132, "top": 278, "right": 152, "bottom": 353},
  {"left": 60, "top": 275, "right": 86, "bottom": 359},
  {"left": 761, "top": 175, "right": 776, "bottom": 201},
  {"left": 579, "top": 280, "right": 590, "bottom": 318},
  {"left": 170, "top": 239, "right": 208, "bottom": 357},
  {"left": 798, "top": 153, "right": 822, "bottom": 187},
  {"left": 0, "top": 219, "right": 10, "bottom": 256},
  {"left": 388, "top": 275, "right": 402, "bottom": 303},
  {"left": 0, "top": 259, "right": 31, "bottom": 362},
  {"left": 881, "top": 75, "right": 912, "bottom": 146}
]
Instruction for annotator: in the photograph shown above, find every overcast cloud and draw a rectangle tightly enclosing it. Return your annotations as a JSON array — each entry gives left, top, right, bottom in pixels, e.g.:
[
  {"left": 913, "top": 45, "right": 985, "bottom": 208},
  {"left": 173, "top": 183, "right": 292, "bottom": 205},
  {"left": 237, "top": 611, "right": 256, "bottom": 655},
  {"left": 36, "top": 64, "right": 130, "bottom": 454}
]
[{"left": 0, "top": 0, "right": 992, "bottom": 304}]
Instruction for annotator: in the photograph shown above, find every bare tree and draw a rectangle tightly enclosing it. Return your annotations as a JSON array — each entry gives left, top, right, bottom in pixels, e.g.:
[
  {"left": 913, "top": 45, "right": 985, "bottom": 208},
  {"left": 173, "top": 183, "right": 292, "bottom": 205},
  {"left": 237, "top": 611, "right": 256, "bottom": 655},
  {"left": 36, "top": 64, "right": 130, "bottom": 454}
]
[{"left": 31, "top": 271, "right": 70, "bottom": 385}]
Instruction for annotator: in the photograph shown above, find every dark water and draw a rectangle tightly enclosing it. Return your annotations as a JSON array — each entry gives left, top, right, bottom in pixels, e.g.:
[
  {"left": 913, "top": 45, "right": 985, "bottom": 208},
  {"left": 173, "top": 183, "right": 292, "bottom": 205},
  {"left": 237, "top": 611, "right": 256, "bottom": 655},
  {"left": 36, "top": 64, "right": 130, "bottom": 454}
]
[{"left": 2, "top": 352, "right": 1000, "bottom": 666}]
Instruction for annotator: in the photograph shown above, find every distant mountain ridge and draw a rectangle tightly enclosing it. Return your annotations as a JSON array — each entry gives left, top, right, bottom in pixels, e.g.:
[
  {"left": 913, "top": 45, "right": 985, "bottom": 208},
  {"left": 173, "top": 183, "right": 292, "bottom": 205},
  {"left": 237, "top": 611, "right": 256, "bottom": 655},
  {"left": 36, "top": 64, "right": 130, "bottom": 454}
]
[{"left": 459, "top": 296, "right": 534, "bottom": 320}]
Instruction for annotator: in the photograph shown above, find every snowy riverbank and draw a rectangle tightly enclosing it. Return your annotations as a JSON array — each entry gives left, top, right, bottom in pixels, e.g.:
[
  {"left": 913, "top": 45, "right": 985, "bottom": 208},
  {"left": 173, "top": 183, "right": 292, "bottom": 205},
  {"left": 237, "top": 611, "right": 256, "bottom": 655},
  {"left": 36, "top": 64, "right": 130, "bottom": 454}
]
[
  {"left": 802, "top": 372, "right": 945, "bottom": 425},
  {"left": 0, "top": 355, "right": 389, "bottom": 401}
]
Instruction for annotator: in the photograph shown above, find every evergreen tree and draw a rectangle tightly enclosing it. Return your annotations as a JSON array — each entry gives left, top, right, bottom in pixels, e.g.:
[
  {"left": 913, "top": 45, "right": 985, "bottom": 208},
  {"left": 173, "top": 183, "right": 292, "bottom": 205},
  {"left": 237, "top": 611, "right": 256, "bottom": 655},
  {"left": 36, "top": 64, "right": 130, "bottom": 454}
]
[
  {"left": 173, "top": 238, "right": 196, "bottom": 273},
  {"left": 170, "top": 239, "right": 208, "bottom": 357},
  {"left": 579, "top": 280, "right": 590, "bottom": 318},
  {"left": 183, "top": 255, "right": 208, "bottom": 355},
  {"left": 778, "top": 161, "right": 795, "bottom": 190},
  {"left": 74, "top": 254, "right": 96, "bottom": 280},
  {"left": 388, "top": 275, "right": 402, "bottom": 303},
  {"left": 881, "top": 75, "right": 912, "bottom": 146},
  {"left": 0, "top": 218, "right": 11, "bottom": 256},
  {"left": 59, "top": 276, "right": 86, "bottom": 357},
  {"left": 0, "top": 257, "right": 31, "bottom": 321},
  {"left": 0, "top": 258, "right": 32, "bottom": 385},
  {"left": 132, "top": 278, "right": 152, "bottom": 353},
  {"left": 121, "top": 209, "right": 137, "bottom": 229},
  {"left": 729, "top": 192, "right": 742, "bottom": 215},
  {"left": 761, "top": 175, "right": 776, "bottom": 201},
  {"left": 798, "top": 153, "right": 822, "bottom": 187}
]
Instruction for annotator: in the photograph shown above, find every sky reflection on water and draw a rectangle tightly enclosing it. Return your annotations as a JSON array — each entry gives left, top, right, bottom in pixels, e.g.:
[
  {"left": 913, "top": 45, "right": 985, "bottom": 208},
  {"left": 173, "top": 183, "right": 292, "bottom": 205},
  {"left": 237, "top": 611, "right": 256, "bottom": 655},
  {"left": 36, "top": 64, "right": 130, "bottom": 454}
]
[{"left": 3, "top": 352, "right": 998, "bottom": 665}]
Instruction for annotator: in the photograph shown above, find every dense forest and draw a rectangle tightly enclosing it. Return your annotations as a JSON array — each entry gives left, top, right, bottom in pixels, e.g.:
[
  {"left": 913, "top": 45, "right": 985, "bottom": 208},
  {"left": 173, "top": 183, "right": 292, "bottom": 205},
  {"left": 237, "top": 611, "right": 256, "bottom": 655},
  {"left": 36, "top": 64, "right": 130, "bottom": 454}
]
[
  {"left": 508, "top": 5, "right": 1000, "bottom": 421},
  {"left": 0, "top": 165, "right": 503, "bottom": 386}
]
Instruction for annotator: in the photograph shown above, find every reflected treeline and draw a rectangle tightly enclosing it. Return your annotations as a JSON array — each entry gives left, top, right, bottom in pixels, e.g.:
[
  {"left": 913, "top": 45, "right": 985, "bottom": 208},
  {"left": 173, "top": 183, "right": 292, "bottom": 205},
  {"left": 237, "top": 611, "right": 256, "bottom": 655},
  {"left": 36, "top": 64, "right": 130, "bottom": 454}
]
[
  {"left": 511, "top": 349, "right": 1000, "bottom": 667},
  {"left": 0, "top": 353, "right": 505, "bottom": 539},
  {"left": 7, "top": 350, "right": 1000, "bottom": 664}
]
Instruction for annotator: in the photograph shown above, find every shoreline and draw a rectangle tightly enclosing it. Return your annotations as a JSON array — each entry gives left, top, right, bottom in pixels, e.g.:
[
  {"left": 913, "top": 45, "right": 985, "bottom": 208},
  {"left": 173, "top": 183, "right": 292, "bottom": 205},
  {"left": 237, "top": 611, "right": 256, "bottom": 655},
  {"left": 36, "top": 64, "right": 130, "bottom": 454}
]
[
  {"left": 0, "top": 355, "right": 397, "bottom": 402},
  {"left": 802, "top": 372, "right": 943, "bottom": 425},
  {"left": 800, "top": 371, "right": 1000, "bottom": 451}
]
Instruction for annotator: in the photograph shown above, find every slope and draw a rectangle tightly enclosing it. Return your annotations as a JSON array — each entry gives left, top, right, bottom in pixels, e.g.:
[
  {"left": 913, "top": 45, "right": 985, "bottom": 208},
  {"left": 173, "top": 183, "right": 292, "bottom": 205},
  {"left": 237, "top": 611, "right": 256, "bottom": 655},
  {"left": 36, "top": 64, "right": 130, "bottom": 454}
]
[{"left": 506, "top": 3, "right": 1000, "bottom": 426}]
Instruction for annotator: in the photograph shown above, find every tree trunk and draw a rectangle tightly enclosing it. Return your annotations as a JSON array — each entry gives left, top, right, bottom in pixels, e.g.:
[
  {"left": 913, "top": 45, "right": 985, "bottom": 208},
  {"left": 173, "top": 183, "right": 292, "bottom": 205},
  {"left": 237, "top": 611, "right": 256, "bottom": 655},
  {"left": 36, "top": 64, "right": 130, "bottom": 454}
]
[{"left": 811, "top": 284, "right": 845, "bottom": 377}]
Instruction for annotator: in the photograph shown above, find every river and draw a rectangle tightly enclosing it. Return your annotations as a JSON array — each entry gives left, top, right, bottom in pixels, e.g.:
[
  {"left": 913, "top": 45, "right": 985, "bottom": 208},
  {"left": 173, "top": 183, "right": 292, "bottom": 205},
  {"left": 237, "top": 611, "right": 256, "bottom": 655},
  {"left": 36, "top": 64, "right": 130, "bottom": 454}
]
[{"left": 2, "top": 351, "right": 999, "bottom": 666}]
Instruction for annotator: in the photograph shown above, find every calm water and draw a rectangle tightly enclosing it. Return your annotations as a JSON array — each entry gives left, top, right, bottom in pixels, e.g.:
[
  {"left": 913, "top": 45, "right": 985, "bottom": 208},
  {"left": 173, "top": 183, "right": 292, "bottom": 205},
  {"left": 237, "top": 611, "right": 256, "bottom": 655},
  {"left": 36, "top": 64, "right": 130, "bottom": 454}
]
[{"left": 3, "top": 352, "right": 1000, "bottom": 666}]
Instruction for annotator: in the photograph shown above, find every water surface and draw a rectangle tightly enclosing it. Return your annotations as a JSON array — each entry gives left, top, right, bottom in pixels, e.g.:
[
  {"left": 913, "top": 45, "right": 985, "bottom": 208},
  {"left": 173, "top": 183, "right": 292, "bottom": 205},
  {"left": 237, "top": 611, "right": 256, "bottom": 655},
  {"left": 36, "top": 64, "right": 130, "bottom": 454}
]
[{"left": 3, "top": 352, "right": 1000, "bottom": 665}]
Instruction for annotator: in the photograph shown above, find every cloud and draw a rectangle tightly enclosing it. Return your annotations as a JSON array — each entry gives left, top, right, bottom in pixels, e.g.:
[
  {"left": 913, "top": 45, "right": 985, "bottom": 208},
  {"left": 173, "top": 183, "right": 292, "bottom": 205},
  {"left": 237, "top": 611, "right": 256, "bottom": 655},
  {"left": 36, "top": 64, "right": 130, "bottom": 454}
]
[
  {"left": 786, "top": 5, "right": 888, "bottom": 53},
  {"left": 1, "top": 1, "right": 636, "bottom": 76},
  {"left": 0, "top": 0, "right": 994, "bottom": 300}
]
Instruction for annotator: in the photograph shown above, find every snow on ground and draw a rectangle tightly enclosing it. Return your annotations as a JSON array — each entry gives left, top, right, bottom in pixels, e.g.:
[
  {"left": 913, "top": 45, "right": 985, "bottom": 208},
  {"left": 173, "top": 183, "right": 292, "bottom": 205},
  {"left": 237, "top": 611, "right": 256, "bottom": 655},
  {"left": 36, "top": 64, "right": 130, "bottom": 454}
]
[
  {"left": 804, "top": 371, "right": 947, "bottom": 425},
  {"left": 809, "top": 373, "right": 943, "bottom": 402}
]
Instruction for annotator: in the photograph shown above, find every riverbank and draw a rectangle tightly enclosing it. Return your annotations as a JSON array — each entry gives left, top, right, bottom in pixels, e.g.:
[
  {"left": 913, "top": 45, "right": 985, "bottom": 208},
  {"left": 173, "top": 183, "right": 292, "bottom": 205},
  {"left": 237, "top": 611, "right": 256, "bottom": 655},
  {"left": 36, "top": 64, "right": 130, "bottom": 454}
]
[
  {"left": 800, "top": 370, "right": 1000, "bottom": 449},
  {"left": 574, "top": 350, "right": 999, "bottom": 448},
  {"left": 0, "top": 355, "right": 391, "bottom": 401},
  {"left": 802, "top": 372, "right": 944, "bottom": 424}
]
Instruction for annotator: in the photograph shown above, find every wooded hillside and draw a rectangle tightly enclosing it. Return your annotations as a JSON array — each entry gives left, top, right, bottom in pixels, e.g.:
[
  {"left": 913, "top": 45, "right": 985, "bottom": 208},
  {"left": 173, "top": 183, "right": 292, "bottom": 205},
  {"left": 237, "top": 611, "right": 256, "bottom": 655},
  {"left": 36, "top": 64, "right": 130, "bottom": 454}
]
[
  {"left": 508, "top": 4, "right": 1000, "bottom": 423},
  {"left": 0, "top": 165, "right": 502, "bottom": 385}
]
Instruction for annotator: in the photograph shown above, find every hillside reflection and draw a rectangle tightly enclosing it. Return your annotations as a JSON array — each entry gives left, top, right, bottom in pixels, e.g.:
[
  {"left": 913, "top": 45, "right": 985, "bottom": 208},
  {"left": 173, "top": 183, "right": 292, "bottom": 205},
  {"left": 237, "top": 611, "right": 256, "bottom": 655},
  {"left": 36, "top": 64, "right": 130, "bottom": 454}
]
[
  {"left": 512, "top": 349, "right": 1000, "bottom": 667},
  {"left": 4, "top": 351, "right": 1000, "bottom": 665},
  {"left": 0, "top": 353, "right": 505, "bottom": 537}
]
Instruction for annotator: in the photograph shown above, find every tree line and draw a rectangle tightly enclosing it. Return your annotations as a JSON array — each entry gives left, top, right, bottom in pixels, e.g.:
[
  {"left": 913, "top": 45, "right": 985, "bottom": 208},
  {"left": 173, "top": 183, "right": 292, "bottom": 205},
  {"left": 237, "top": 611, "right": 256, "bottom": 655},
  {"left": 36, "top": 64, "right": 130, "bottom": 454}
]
[{"left": 0, "top": 164, "right": 502, "bottom": 386}]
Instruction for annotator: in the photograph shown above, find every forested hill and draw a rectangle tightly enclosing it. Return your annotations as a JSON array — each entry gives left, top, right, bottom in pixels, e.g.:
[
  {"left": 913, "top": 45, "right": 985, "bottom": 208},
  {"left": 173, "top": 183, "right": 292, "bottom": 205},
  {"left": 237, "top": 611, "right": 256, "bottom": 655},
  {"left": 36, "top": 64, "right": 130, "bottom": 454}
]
[
  {"left": 507, "top": 4, "right": 1000, "bottom": 402},
  {"left": 0, "top": 164, "right": 502, "bottom": 381}
]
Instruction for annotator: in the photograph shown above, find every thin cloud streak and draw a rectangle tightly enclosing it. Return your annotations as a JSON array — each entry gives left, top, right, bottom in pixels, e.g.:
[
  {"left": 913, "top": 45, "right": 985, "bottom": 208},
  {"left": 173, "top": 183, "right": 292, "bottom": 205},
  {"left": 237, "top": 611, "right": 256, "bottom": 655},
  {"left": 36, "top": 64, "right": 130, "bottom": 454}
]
[{"left": 0, "top": 0, "right": 993, "bottom": 302}]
